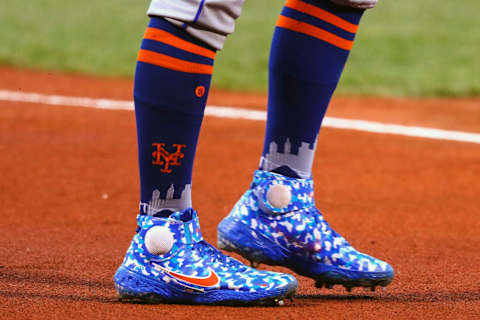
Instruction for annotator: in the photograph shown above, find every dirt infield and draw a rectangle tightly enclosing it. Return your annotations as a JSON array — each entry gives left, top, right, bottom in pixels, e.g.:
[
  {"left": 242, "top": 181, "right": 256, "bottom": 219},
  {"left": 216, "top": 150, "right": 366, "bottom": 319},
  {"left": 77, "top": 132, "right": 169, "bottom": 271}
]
[{"left": 1, "top": 67, "right": 479, "bottom": 319}]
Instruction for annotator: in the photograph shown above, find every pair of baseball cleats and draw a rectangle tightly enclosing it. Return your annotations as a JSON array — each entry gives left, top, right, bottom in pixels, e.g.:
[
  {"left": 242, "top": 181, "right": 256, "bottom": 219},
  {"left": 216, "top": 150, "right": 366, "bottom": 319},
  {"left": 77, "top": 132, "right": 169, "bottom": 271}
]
[{"left": 114, "top": 170, "right": 394, "bottom": 306}]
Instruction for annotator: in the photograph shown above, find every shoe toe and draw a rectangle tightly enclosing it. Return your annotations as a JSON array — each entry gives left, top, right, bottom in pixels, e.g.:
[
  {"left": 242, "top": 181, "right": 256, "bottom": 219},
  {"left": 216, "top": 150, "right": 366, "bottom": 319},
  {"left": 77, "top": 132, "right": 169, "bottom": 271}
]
[
  {"left": 249, "top": 269, "right": 298, "bottom": 292},
  {"left": 361, "top": 254, "right": 394, "bottom": 280},
  {"left": 276, "top": 273, "right": 298, "bottom": 289},
  {"left": 383, "top": 261, "right": 394, "bottom": 277}
]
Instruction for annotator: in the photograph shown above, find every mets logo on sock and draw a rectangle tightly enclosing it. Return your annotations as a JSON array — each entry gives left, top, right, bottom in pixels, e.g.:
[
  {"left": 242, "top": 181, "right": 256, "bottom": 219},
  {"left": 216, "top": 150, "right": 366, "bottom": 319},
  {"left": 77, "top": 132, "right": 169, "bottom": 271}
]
[{"left": 152, "top": 143, "right": 186, "bottom": 173}]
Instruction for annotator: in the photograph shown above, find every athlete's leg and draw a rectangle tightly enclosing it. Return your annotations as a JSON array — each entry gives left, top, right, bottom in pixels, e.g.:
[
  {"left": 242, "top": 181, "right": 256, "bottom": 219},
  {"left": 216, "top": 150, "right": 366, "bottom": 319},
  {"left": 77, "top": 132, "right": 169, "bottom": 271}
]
[
  {"left": 261, "top": 0, "right": 366, "bottom": 178},
  {"left": 147, "top": 0, "right": 246, "bottom": 50},
  {"left": 331, "top": 0, "right": 378, "bottom": 9},
  {"left": 114, "top": 1, "right": 297, "bottom": 305},
  {"left": 136, "top": 0, "right": 248, "bottom": 216},
  {"left": 136, "top": 0, "right": 247, "bottom": 215},
  {"left": 218, "top": 0, "right": 394, "bottom": 291},
  {"left": 135, "top": 18, "right": 214, "bottom": 216}
]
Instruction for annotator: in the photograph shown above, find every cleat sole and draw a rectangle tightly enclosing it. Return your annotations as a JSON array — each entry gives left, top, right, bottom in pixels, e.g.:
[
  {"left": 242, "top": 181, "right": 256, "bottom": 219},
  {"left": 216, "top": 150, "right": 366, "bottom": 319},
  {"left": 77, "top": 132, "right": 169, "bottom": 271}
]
[
  {"left": 218, "top": 218, "right": 394, "bottom": 292},
  {"left": 115, "top": 266, "right": 296, "bottom": 306},
  {"left": 314, "top": 273, "right": 393, "bottom": 291}
]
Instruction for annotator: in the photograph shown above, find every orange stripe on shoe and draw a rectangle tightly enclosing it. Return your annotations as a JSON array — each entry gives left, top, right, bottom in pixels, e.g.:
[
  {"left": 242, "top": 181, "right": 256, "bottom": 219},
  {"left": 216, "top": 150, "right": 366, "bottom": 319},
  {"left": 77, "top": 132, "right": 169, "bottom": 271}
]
[
  {"left": 144, "top": 28, "right": 216, "bottom": 59},
  {"left": 276, "top": 15, "right": 354, "bottom": 51},
  {"left": 137, "top": 49, "right": 214, "bottom": 74},
  {"left": 285, "top": 0, "right": 359, "bottom": 34}
]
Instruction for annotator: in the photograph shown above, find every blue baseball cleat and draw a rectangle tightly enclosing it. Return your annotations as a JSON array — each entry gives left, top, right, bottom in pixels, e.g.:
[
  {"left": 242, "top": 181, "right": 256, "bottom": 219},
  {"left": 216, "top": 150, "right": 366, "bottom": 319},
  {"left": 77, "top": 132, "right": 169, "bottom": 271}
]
[
  {"left": 114, "top": 208, "right": 297, "bottom": 305},
  {"left": 218, "top": 170, "right": 394, "bottom": 292}
]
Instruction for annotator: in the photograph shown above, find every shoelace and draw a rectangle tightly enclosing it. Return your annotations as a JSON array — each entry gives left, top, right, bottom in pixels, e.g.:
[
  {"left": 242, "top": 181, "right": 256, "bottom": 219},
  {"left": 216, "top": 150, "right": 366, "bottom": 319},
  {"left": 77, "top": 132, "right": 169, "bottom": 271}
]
[
  {"left": 195, "top": 240, "right": 241, "bottom": 268},
  {"left": 308, "top": 208, "right": 346, "bottom": 243}
]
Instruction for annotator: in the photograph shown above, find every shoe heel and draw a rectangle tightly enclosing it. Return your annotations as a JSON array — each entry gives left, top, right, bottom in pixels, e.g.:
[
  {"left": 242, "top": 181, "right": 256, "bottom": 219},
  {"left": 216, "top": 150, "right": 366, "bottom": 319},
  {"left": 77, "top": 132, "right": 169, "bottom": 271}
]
[
  {"left": 218, "top": 217, "right": 289, "bottom": 266},
  {"left": 114, "top": 266, "right": 169, "bottom": 304}
]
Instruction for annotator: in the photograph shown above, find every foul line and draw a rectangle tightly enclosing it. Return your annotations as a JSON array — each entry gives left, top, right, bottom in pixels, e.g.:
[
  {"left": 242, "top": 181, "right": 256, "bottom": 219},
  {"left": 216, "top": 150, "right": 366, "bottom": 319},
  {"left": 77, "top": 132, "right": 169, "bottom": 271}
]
[{"left": 1, "top": 89, "right": 479, "bottom": 144}]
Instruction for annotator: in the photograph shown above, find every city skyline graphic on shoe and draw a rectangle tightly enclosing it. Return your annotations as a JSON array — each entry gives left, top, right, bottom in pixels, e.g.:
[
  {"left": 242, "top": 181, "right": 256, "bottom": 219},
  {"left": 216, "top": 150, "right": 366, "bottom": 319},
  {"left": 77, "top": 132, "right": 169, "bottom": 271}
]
[
  {"left": 114, "top": 208, "right": 297, "bottom": 305},
  {"left": 218, "top": 170, "right": 394, "bottom": 291}
]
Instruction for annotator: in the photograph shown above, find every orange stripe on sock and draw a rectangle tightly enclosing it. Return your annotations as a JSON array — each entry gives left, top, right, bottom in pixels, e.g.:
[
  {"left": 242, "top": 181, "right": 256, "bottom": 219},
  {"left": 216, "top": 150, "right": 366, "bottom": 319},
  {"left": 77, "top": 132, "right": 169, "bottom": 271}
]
[
  {"left": 285, "top": 0, "right": 359, "bottom": 34},
  {"left": 144, "top": 27, "right": 216, "bottom": 59},
  {"left": 137, "top": 49, "right": 213, "bottom": 74},
  {"left": 276, "top": 15, "right": 354, "bottom": 51}
]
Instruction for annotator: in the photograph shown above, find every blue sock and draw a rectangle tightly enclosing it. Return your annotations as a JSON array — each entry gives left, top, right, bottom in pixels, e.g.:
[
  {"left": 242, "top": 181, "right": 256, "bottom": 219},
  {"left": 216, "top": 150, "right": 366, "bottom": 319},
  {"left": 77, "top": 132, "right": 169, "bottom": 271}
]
[
  {"left": 134, "top": 17, "right": 215, "bottom": 215},
  {"left": 260, "top": 0, "right": 364, "bottom": 179}
]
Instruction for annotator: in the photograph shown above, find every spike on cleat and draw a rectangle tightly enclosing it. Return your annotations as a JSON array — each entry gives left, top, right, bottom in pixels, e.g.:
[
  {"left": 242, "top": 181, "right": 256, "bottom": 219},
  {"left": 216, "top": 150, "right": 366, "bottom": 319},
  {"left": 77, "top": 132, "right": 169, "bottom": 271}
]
[
  {"left": 250, "top": 261, "right": 260, "bottom": 268},
  {"left": 274, "top": 298, "right": 284, "bottom": 306}
]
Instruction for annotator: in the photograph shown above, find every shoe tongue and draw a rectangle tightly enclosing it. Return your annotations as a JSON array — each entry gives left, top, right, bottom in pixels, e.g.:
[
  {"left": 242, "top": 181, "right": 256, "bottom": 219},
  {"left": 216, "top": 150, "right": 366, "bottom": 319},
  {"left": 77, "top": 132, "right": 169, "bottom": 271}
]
[
  {"left": 270, "top": 165, "right": 302, "bottom": 179},
  {"left": 152, "top": 209, "right": 175, "bottom": 218},
  {"left": 170, "top": 208, "right": 196, "bottom": 222}
]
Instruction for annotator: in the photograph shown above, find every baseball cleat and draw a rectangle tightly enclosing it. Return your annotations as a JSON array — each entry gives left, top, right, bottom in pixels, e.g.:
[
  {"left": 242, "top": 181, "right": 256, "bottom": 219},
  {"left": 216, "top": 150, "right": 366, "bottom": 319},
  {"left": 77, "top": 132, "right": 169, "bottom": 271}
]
[
  {"left": 217, "top": 170, "right": 394, "bottom": 291},
  {"left": 114, "top": 208, "right": 297, "bottom": 305}
]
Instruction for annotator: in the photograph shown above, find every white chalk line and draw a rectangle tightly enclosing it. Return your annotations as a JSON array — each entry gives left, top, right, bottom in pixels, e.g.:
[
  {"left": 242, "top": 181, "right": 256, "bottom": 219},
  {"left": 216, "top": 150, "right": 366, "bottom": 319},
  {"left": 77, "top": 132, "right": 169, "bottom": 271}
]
[{"left": 1, "top": 89, "right": 479, "bottom": 144}]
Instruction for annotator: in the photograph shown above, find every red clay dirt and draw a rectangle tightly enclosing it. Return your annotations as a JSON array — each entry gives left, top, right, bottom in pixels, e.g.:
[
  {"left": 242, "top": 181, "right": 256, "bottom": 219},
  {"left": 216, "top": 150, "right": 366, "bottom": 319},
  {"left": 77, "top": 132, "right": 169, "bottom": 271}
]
[{"left": 0, "top": 67, "right": 479, "bottom": 319}]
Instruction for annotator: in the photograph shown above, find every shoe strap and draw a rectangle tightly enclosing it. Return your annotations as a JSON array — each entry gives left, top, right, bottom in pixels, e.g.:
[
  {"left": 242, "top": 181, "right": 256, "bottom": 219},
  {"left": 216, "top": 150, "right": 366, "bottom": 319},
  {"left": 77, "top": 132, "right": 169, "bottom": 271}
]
[
  {"left": 254, "top": 170, "right": 315, "bottom": 215},
  {"left": 179, "top": 213, "right": 203, "bottom": 244},
  {"left": 136, "top": 211, "right": 203, "bottom": 259}
]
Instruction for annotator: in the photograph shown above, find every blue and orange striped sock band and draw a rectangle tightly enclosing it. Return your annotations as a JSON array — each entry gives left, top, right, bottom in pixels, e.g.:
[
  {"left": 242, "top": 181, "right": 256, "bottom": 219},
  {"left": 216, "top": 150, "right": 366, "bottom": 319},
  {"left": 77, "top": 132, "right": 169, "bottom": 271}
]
[
  {"left": 138, "top": 20, "right": 216, "bottom": 75},
  {"left": 278, "top": 0, "right": 360, "bottom": 51}
]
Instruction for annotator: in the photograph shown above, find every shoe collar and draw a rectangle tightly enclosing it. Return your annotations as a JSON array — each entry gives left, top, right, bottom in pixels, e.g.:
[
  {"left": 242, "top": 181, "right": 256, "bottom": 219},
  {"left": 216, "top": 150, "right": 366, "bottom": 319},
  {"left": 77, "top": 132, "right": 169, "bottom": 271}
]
[
  {"left": 136, "top": 208, "right": 203, "bottom": 257},
  {"left": 252, "top": 170, "right": 315, "bottom": 215}
]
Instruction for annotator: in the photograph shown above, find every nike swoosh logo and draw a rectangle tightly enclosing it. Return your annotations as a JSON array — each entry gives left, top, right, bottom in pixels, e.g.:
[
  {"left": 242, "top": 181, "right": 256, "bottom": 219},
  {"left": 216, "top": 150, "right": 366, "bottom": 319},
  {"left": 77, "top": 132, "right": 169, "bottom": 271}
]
[
  {"left": 167, "top": 269, "right": 219, "bottom": 287},
  {"left": 153, "top": 263, "right": 219, "bottom": 287}
]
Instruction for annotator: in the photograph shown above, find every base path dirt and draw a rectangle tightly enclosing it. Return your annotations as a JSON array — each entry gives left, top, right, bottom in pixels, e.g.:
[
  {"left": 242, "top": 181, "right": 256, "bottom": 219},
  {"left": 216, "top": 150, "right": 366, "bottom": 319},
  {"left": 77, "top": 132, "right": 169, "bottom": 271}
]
[{"left": 0, "top": 67, "right": 479, "bottom": 319}]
